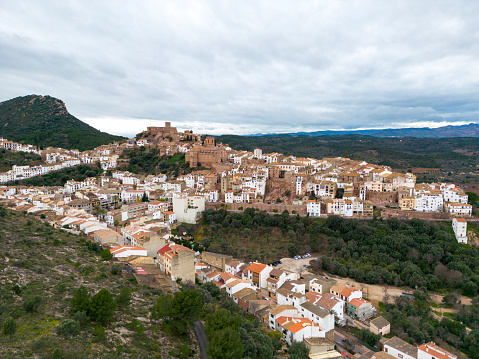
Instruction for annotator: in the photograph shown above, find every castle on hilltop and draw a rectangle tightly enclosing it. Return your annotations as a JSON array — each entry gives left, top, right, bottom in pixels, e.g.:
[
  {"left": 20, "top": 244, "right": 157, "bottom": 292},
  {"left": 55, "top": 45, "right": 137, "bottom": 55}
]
[{"left": 147, "top": 122, "right": 180, "bottom": 141}]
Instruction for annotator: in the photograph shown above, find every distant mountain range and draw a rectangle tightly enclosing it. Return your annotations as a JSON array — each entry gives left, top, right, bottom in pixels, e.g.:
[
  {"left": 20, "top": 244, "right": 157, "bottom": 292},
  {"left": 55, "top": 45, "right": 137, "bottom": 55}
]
[
  {"left": 0, "top": 95, "right": 125, "bottom": 151},
  {"left": 252, "top": 123, "right": 479, "bottom": 138}
]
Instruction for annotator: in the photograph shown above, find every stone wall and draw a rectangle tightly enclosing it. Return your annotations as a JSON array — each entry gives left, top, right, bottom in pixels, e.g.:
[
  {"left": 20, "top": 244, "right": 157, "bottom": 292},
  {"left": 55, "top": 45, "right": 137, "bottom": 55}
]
[{"left": 206, "top": 202, "right": 307, "bottom": 215}]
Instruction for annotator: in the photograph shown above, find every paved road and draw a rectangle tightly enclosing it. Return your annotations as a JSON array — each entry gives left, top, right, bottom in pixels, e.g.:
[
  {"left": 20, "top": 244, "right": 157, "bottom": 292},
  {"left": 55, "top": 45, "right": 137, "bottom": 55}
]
[
  {"left": 334, "top": 329, "right": 371, "bottom": 357},
  {"left": 194, "top": 320, "right": 208, "bottom": 359}
]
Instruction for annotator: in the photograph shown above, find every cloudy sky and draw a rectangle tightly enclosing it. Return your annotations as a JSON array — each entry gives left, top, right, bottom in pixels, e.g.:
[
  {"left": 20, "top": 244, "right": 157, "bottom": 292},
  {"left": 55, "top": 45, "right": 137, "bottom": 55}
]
[{"left": 1, "top": 1, "right": 479, "bottom": 136}]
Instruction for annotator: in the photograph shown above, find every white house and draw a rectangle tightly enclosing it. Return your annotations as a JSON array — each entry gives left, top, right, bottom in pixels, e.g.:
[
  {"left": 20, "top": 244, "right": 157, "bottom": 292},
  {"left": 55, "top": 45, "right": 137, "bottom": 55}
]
[
  {"left": 383, "top": 337, "right": 418, "bottom": 359},
  {"left": 243, "top": 262, "right": 273, "bottom": 289},
  {"left": 276, "top": 317, "right": 324, "bottom": 345},
  {"left": 110, "top": 245, "right": 148, "bottom": 258},
  {"left": 225, "top": 260, "right": 245, "bottom": 277},
  {"left": 268, "top": 305, "right": 299, "bottom": 331},
  {"left": 172, "top": 194, "right": 205, "bottom": 224},
  {"left": 225, "top": 279, "right": 254, "bottom": 297},
  {"left": 299, "top": 301, "right": 335, "bottom": 333},
  {"left": 417, "top": 342, "right": 456, "bottom": 359},
  {"left": 445, "top": 202, "right": 472, "bottom": 216},
  {"left": 306, "top": 200, "right": 321, "bottom": 217},
  {"left": 452, "top": 218, "right": 468, "bottom": 244}
]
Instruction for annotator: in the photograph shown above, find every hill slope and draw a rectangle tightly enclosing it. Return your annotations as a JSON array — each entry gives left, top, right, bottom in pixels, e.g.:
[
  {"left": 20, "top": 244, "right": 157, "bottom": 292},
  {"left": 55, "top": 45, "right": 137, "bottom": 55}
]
[
  {"left": 0, "top": 207, "right": 199, "bottom": 358},
  {"left": 0, "top": 95, "right": 125, "bottom": 151}
]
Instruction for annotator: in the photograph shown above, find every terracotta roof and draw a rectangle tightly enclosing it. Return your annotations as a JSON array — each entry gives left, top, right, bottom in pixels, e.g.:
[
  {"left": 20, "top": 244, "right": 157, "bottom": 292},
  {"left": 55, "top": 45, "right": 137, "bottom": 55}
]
[
  {"left": 313, "top": 293, "right": 341, "bottom": 311},
  {"left": 232, "top": 287, "right": 256, "bottom": 299},
  {"left": 207, "top": 272, "right": 221, "bottom": 279},
  {"left": 245, "top": 262, "right": 267, "bottom": 273},
  {"left": 349, "top": 298, "right": 370, "bottom": 307},
  {"left": 269, "top": 305, "right": 297, "bottom": 316},
  {"left": 288, "top": 319, "right": 318, "bottom": 334},
  {"left": 170, "top": 244, "right": 194, "bottom": 253},
  {"left": 371, "top": 353, "right": 396, "bottom": 359},
  {"left": 225, "top": 279, "right": 250, "bottom": 288},
  {"left": 417, "top": 342, "right": 456, "bottom": 359},
  {"left": 110, "top": 245, "right": 146, "bottom": 254},
  {"left": 226, "top": 260, "right": 242, "bottom": 267},
  {"left": 94, "top": 228, "right": 122, "bottom": 239},
  {"left": 219, "top": 272, "right": 236, "bottom": 282},
  {"left": 276, "top": 316, "right": 295, "bottom": 326},
  {"left": 158, "top": 243, "right": 172, "bottom": 255}
]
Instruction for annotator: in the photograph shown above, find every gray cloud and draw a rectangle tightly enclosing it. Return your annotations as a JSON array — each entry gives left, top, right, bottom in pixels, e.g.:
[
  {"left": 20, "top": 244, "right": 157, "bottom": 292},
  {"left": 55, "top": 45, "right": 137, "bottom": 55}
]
[{"left": 1, "top": 0, "right": 479, "bottom": 136}]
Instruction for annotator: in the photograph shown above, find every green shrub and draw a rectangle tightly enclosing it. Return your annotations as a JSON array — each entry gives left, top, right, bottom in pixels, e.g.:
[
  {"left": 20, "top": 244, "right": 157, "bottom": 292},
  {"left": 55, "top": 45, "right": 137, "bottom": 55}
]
[
  {"left": 56, "top": 319, "right": 80, "bottom": 337},
  {"left": 100, "top": 249, "right": 113, "bottom": 261},
  {"left": 110, "top": 263, "right": 121, "bottom": 275},
  {"left": 2, "top": 317, "right": 16, "bottom": 335},
  {"left": 24, "top": 295, "right": 42, "bottom": 313},
  {"left": 116, "top": 287, "right": 131, "bottom": 308},
  {"left": 93, "top": 326, "right": 106, "bottom": 343}
]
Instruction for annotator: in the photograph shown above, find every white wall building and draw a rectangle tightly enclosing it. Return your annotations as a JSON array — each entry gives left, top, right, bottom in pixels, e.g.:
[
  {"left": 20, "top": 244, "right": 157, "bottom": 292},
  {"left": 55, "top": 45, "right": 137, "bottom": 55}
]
[
  {"left": 172, "top": 194, "right": 205, "bottom": 224},
  {"left": 452, "top": 218, "right": 468, "bottom": 244}
]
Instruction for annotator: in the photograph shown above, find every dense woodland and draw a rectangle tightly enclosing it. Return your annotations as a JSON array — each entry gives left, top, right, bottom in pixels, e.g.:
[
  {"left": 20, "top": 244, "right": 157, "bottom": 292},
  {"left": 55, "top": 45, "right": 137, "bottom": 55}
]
[
  {"left": 196, "top": 209, "right": 479, "bottom": 295},
  {"left": 0, "top": 95, "right": 125, "bottom": 151},
  {"left": 11, "top": 164, "right": 102, "bottom": 187},
  {"left": 215, "top": 134, "right": 479, "bottom": 182},
  {"left": 377, "top": 291, "right": 479, "bottom": 358}
]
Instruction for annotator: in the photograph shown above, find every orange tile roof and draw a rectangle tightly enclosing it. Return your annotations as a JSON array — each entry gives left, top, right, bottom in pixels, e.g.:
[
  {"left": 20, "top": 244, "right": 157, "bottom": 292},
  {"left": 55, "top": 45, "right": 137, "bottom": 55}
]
[
  {"left": 349, "top": 298, "right": 370, "bottom": 307},
  {"left": 171, "top": 244, "right": 194, "bottom": 253},
  {"left": 275, "top": 316, "right": 295, "bottom": 326},
  {"left": 339, "top": 286, "right": 361, "bottom": 297},
  {"left": 418, "top": 342, "right": 456, "bottom": 359},
  {"left": 288, "top": 319, "right": 318, "bottom": 334},
  {"left": 245, "top": 262, "right": 267, "bottom": 273}
]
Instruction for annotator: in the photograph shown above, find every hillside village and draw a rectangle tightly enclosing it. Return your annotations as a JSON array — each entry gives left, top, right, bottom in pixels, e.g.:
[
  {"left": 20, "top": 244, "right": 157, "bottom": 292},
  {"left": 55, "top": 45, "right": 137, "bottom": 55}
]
[{"left": 0, "top": 122, "right": 476, "bottom": 358}]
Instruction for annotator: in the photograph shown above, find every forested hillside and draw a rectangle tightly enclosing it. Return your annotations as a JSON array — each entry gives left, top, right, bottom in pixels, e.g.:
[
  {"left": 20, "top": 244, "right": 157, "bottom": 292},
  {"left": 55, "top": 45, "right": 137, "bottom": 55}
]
[
  {"left": 195, "top": 209, "right": 479, "bottom": 295},
  {"left": 0, "top": 95, "right": 125, "bottom": 151}
]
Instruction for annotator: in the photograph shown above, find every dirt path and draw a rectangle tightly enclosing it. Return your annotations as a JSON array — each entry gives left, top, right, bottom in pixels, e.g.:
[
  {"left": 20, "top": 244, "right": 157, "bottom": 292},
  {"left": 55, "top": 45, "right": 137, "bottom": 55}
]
[{"left": 329, "top": 276, "right": 472, "bottom": 306}]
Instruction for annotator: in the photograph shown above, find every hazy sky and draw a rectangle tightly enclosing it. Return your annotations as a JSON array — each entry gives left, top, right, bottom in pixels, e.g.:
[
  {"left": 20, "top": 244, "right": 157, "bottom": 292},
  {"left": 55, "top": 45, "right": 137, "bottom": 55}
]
[{"left": 1, "top": 1, "right": 479, "bottom": 136}]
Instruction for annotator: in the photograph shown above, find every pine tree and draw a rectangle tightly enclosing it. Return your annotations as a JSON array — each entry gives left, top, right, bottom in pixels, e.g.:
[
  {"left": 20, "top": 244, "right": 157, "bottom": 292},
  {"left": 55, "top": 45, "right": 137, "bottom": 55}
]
[{"left": 89, "top": 288, "right": 116, "bottom": 325}]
